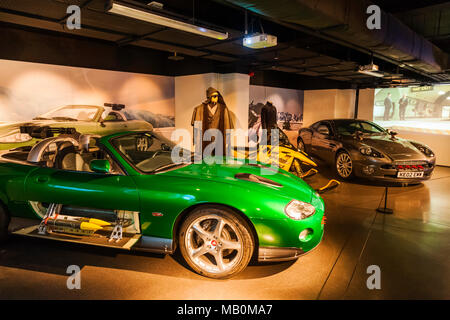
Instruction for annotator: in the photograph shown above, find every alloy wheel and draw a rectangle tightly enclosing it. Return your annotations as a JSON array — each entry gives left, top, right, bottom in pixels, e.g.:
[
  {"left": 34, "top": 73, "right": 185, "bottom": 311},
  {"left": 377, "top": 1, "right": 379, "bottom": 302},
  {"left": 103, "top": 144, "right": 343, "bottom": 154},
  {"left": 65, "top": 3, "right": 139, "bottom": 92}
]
[
  {"left": 336, "top": 152, "right": 353, "bottom": 178},
  {"left": 185, "top": 214, "right": 243, "bottom": 275}
]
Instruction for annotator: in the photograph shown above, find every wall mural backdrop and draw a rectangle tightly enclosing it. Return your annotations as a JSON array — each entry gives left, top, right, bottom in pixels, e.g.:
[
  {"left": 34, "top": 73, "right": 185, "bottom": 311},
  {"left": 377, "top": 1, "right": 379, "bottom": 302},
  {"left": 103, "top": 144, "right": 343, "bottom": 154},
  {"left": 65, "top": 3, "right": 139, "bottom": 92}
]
[
  {"left": 0, "top": 59, "right": 175, "bottom": 147},
  {"left": 373, "top": 84, "right": 450, "bottom": 135},
  {"left": 249, "top": 85, "right": 304, "bottom": 145}
]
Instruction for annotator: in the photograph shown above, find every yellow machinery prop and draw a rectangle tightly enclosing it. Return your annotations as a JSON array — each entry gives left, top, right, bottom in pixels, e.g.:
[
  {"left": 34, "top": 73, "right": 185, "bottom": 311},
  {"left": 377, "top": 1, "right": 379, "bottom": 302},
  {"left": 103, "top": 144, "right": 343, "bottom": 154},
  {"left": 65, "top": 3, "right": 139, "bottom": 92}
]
[{"left": 233, "top": 129, "right": 340, "bottom": 193}]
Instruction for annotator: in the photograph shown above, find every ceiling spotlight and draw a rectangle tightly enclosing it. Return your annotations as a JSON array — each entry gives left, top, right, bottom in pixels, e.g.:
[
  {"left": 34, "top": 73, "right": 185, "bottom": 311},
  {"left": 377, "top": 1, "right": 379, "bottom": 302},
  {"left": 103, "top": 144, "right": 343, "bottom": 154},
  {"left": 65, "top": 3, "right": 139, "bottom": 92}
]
[
  {"left": 168, "top": 52, "right": 184, "bottom": 61},
  {"left": 106, "top": 1, "right": 228, "bottom": 40}
]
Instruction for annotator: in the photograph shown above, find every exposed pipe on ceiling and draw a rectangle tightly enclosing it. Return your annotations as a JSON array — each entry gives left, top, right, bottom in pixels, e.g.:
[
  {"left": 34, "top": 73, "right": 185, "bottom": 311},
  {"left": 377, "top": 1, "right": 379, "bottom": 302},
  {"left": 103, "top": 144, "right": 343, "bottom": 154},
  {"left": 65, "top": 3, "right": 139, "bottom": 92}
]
[{"left": 216, "top": 0, "right": 449, "bottom": 82}]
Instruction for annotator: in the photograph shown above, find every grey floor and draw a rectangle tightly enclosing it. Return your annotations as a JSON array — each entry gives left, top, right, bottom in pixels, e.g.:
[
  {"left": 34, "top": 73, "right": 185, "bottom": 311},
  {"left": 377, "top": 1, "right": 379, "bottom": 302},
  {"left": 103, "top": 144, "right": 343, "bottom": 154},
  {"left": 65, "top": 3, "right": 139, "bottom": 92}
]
[{"left": 0, "top": 166, "right": 449, "bottom": 300}]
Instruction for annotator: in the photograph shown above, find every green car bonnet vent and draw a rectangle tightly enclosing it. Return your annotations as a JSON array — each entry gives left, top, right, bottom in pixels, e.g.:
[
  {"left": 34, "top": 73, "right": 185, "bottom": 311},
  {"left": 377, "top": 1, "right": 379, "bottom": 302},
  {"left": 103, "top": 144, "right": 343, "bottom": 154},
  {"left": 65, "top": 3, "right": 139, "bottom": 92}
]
[
  {"left": 246, "top": 163, "right": 279, "bottom": 174},
  {"left": 235, "top": 173, "right": 282, "bottom": 187}
]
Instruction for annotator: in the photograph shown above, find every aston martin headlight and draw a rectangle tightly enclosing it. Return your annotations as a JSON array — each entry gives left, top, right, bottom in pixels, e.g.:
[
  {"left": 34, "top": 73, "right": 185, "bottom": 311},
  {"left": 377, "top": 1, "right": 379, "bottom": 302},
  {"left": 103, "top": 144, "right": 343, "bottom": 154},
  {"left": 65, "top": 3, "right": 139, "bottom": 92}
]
[
  {"left": 0, "top": 133, "right": 32, "bottom": 143},
  {"left": 284, "top": 200, "right": 316, "bottom": 220},
  {"left": 359, "top": 146, "right": 384, "bottom": 158},
  {"left": 411, "top": 142, "right": 434, "bottom": 157}
]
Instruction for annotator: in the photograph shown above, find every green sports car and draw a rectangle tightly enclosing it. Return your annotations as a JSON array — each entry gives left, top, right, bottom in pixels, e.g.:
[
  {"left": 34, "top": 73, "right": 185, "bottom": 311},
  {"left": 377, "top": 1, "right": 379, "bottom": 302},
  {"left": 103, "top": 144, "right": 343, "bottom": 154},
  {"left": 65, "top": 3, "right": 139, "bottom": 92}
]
[{"left": 0, "top": 128, "right": 325, "bottom": 279}]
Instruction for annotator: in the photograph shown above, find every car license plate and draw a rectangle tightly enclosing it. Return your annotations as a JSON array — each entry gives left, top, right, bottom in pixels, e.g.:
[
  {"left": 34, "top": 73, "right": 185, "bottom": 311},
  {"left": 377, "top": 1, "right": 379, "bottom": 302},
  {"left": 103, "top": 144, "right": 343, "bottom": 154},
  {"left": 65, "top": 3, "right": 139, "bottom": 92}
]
[{"left": 397, "top": 171, "right": 424, "bottom": 178}]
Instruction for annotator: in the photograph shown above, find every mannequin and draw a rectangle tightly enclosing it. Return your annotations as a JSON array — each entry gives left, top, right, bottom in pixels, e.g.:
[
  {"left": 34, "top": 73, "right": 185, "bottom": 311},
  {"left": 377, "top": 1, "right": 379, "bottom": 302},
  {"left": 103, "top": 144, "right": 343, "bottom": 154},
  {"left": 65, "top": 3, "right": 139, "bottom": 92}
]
[
  {"left": 191, "top": 87, "right": 234, "bottom": 155},
  {"left": 261, "top": 101, "right": 277, "bottom": 130},
  {"left": 260, "top": 101, "right": 278, "bottom": 144}
]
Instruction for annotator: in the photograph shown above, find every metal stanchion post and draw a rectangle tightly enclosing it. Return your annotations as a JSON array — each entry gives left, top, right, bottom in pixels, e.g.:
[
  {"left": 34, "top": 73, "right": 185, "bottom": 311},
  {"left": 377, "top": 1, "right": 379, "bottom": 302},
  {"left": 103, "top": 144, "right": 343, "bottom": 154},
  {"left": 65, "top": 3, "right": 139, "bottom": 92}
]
[{"left": 376, "top": 186, "right": 393, "bottom": 214}]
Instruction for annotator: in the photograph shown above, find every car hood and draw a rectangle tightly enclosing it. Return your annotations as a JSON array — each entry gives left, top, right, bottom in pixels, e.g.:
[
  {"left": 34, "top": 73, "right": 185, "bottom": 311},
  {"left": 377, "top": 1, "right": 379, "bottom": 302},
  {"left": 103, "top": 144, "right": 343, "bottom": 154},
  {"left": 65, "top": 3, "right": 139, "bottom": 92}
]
[
  {"left": 162, "top": 159, "right": 315, "bottom": 203},
  {"left": 351, "top": 134, "right": 425, "bottom": 161}
]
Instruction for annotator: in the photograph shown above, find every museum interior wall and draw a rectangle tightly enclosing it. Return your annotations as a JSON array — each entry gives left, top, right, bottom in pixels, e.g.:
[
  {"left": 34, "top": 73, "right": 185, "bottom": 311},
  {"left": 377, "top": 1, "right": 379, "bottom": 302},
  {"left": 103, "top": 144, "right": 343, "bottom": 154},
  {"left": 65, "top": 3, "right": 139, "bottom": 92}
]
[
  {"left": 356, "top": 88, "right": 375, "bottom": 121},
  {"left": 303, "top": 89, "right": 356, "bottom": 126}
]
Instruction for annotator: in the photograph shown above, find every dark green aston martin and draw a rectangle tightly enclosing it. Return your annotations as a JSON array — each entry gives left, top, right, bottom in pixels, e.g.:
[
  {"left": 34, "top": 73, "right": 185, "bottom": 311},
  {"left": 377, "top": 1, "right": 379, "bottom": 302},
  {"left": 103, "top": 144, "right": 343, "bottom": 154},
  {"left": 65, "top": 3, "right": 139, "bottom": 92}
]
[{"left": 0, "top": 128, "right": 325, "bottom": 278}]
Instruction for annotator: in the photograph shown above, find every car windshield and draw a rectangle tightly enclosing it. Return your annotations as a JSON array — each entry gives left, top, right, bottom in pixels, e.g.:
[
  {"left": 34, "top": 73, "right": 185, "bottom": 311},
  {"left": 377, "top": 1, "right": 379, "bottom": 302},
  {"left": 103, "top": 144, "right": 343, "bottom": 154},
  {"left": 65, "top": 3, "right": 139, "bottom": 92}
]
[
  {"left": 36, "top": 106, "right": 100, "bottom": 121},
  {"left": 112, "top": 132, "right": 191, "bottom": 173},
  {"left": 335, "top": 120, "right": 386, "bottom": 136}
]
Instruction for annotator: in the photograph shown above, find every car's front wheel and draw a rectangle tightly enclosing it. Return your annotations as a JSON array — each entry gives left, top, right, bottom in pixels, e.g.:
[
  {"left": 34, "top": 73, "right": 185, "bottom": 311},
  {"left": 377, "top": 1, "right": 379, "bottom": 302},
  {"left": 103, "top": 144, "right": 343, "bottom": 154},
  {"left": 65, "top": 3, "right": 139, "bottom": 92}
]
[
  {"left": 0, "top": 204, "right": 10, "bottom": 244},
  {"left": 178, "top": 206, "right": 254, "bottom": 279},
  {"left": 335, "top": 151, "right": 354, "bottom": 180}
]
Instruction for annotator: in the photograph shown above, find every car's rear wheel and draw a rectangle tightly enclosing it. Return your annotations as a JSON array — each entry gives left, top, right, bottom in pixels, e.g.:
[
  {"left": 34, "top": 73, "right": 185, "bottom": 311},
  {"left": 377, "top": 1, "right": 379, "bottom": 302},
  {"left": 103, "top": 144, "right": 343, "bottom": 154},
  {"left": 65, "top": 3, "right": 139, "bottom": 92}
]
[
  {"left": 0, "top": 204, "right": 10, "bottom": 244},
  {"left": 335, "top": 151, "right": 354, "bottom": 180},
  {"left": 178, "top": 207, "right": 254, "bottom": 279}
]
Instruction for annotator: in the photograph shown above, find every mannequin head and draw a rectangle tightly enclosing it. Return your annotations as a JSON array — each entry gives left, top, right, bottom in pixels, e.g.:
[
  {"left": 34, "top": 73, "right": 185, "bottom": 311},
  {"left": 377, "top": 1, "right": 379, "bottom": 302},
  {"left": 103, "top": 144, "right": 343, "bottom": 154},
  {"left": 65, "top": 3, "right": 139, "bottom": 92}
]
[
  {"left": 210, "top": 92, "right": 219, "bottom": 106},
  {"left": 206, "top": 87, "right": 221, "bottom": 106}
]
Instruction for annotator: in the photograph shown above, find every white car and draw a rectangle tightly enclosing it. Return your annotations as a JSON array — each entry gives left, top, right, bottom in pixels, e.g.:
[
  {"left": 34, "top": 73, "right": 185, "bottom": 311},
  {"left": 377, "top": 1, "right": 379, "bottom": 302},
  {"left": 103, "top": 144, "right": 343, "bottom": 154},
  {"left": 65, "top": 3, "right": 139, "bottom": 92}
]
[{"left": 0, "top": 104, "right": 153, "bottom": 150}]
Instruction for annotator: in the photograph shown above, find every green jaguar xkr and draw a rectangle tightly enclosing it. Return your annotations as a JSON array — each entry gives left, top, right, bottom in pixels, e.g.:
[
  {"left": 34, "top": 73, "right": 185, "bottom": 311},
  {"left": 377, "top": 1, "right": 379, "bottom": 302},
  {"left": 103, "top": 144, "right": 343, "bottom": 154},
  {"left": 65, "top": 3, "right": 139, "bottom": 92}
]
[{"left": 0, "top": 128, "right": 325, "bottom": 278}]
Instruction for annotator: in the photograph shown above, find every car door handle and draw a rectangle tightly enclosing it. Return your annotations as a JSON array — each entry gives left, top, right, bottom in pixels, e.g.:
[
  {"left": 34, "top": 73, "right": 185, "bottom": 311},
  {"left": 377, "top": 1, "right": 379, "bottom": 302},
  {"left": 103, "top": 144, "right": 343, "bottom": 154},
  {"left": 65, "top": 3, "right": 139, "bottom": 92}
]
[{"left": 35, "top": 176, "right": 49, "bottom": 184}]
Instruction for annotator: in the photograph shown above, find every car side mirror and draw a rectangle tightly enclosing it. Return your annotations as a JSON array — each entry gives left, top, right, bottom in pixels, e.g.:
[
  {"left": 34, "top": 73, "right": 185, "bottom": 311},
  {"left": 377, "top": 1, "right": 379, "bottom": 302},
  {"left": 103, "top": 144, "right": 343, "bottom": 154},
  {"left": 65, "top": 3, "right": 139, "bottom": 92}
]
[
  {"left": 317, "top": 125, "right": 330, "bottom": 136},
  {"left": 387, "top": 129, "right": 398, "bottom": 139},
  {"left": 388, "top": 129, "right": 398, "bottom": 136},
  {"left": 90, "top": 159, "right": 110, "bottom": 174}
]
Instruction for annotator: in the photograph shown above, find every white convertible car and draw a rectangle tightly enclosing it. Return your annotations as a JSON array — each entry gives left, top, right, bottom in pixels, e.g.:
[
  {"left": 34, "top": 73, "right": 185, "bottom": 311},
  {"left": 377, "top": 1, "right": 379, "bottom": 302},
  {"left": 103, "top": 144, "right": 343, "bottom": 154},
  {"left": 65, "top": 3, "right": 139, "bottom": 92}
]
[{"left": 0, "top": 103, "right": 153, "bottom": 150}]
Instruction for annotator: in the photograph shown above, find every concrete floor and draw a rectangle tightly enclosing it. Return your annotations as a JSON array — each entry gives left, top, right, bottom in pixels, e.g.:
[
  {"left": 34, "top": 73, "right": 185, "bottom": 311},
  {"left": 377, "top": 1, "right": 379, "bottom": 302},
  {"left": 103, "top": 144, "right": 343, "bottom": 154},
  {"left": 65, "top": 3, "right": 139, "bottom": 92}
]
[{"left": 0, "top": 166, "right": 449, "bottom": 300}]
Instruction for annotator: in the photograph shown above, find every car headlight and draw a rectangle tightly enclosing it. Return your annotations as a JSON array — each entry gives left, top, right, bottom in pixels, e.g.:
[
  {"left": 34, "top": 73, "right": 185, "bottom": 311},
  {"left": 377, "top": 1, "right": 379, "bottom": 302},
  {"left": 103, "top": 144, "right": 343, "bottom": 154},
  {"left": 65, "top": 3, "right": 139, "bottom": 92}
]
[
  {"left": 411, "top": 142, "right": 434, "bottom": 157},
  {"left": 284, "top": 200, "right": 316, "bottom": 220},
  {"left": 0, "top": 133, "right": 32, "bottom": 143},
  {"left": 359, "top": 146, "right": 384, "bottom": 158}
]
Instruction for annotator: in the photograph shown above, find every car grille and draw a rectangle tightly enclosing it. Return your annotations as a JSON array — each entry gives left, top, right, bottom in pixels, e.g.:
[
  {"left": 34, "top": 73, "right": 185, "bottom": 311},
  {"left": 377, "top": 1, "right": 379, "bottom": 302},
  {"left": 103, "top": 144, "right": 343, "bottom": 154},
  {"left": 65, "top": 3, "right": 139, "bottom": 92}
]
[
  {"left": 393, "top": 160, "right": 428, "bottom": 166},
  {"left": 381, "top": 160, "right": 433, "bottom": 170}
]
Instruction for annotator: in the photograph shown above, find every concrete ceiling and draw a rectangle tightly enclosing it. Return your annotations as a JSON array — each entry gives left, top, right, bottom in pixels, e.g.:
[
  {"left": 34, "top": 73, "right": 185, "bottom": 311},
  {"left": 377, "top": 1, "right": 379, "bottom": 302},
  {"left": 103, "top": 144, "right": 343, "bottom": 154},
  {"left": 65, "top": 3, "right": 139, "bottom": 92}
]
[{"left": 0, "top": 0, "right": 448, "bottom": 88}]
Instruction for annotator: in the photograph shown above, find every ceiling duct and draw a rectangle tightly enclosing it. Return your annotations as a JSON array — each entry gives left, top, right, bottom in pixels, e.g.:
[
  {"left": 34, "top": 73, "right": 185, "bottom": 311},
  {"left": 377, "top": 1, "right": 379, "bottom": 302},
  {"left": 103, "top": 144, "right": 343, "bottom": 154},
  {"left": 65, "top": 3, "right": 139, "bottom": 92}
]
[{"left": 219, "top": 0, "right": 449, "bottom": 78}]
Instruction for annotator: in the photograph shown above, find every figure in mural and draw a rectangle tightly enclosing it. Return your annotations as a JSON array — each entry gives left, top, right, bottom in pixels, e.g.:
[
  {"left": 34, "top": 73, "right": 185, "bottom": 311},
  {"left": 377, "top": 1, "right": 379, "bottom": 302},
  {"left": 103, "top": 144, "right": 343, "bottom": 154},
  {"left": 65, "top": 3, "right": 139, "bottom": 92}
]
[
  {"left": 191, "top": 87, "right": 234, "bottom": 155},
  {"left": 383, "top": 93, "right": 393, "bottom": 120},
  {"left": 282, "top": 113, "right": 293, "bottom": 130},
  {"left": 398, "top": 94, "right": 408, "bottom": 121}
]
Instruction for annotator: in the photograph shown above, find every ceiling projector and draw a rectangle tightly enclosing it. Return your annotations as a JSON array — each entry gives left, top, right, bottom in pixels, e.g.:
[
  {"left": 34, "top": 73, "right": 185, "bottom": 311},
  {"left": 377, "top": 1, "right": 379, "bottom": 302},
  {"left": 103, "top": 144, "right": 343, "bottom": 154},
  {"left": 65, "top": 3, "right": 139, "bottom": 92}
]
[
  {"left": 357, "top": 63, "right": 384, "bottom": 77},
  {"left": 243, "top": 33, "right": 277, "bottom": 49}
]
